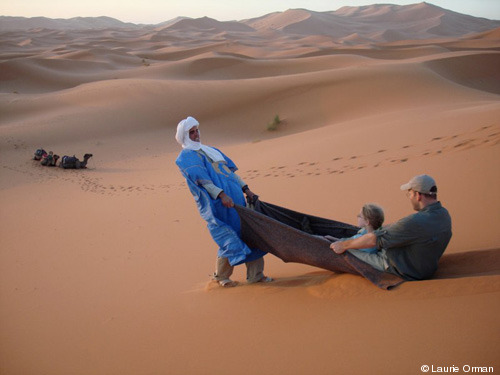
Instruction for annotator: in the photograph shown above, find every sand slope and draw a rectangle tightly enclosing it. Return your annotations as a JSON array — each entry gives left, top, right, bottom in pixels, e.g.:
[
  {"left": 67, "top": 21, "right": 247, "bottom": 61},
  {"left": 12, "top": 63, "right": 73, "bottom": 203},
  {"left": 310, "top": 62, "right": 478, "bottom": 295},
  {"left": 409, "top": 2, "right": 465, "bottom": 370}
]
[{"left": 1, "top": 5, "right": 500, "bottom": 375}]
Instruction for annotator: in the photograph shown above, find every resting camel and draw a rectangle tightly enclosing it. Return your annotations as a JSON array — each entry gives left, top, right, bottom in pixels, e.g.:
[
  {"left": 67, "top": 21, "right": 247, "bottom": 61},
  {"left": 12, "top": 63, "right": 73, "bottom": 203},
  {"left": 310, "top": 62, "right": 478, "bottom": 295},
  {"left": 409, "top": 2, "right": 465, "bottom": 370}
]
[{"left": 60, "top": 153, "right": 93, "bottom": 169}]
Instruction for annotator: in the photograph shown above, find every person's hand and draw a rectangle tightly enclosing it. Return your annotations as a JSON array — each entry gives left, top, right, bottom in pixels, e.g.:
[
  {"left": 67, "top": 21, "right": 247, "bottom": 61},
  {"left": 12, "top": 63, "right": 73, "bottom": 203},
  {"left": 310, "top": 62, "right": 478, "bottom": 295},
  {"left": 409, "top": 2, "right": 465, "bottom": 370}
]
[
  {"left": 219, "top": 192, "right": 234, "bottom": 208},
  {"left": 330, "top": 241, "right": 346, "bottom": 254},
  {"left": 244, "top": 189, "right": 259, "bottom": 207},
  {"left": 245, "top": 189, "right": 256, "bottom": 200}
]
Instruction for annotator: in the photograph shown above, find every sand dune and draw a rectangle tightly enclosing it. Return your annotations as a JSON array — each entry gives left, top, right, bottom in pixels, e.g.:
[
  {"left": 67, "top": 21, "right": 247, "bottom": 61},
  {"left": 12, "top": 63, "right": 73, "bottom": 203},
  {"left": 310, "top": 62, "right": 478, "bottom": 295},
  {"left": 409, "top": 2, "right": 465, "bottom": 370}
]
[
  {"left": 170, "top": 16, "right": 254, "bottom": 33},
  {"left": 424, "top": 51, "right": 500, "bottom": 94},
  {"left": 1, "top": 3, "right": 499, "bottom": 375}
]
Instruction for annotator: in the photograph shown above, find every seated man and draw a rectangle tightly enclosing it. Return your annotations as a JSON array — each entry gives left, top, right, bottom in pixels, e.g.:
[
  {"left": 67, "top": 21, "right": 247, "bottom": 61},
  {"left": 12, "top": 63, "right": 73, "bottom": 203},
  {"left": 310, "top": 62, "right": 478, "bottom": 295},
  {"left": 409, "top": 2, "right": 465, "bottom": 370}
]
[{"left": 331, "top": 174, "right": 452, "bottom": 281}]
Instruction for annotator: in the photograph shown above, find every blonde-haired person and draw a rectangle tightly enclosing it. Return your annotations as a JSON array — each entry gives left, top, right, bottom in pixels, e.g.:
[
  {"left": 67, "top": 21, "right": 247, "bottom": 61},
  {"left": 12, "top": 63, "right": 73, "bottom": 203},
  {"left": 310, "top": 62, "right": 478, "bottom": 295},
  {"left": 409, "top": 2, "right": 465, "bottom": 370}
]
[
  {"left": 352, "top": 203, "right": 385, "bottom": 253},
  {"left": 326, "top": 203, "right": 384, "bottom": 253}
]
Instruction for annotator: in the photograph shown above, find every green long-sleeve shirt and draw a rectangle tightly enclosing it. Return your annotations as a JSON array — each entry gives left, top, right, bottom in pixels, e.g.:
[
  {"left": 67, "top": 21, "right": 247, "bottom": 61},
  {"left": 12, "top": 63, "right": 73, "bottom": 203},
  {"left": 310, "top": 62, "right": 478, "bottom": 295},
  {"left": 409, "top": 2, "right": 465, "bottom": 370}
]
[{"left": 375, "top": 201, "right": 452, "bottom": 280}]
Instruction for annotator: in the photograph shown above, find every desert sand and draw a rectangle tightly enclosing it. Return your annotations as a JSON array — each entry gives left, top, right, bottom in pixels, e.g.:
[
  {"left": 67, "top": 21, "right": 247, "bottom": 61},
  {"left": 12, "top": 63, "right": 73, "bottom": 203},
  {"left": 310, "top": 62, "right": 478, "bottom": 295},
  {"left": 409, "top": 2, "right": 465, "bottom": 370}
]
[{"left": 1, "top": 4, "right": 500, "bottom": 375}]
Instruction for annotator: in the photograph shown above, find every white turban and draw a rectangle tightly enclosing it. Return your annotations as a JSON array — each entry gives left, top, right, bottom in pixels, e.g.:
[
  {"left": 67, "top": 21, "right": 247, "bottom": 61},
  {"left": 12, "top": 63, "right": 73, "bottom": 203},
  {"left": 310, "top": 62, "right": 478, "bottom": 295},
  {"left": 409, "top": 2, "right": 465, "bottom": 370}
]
[
  {"left": 176, "top": 116, "right": 199, "bottom": 148},
  {"left": 175, "top": 116, "right": 224, "bottom": 162}
]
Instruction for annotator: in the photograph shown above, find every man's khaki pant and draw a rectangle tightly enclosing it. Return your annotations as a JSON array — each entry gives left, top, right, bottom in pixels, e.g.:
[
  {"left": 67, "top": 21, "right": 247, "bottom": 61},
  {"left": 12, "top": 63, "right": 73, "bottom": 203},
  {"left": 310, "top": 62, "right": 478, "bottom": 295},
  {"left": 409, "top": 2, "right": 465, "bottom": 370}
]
[{"left": 214, "top": 256, "right": 265, "bottom": 284}]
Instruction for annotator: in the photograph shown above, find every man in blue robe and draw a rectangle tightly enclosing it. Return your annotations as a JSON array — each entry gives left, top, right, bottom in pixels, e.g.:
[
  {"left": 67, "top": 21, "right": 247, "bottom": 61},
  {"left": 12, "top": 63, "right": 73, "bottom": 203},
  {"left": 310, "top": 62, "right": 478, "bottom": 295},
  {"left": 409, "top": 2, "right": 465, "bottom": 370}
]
[{"left": 175, "top": 116, "right": 272, "bottom": 287}]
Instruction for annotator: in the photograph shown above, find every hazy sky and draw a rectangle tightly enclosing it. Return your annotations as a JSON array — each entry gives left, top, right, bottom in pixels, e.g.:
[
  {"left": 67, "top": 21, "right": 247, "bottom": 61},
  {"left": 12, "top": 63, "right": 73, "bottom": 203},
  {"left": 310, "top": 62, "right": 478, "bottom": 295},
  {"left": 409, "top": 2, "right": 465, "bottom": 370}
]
[{"left": 1, "top": 0, "right": 499, "bottom": 24}]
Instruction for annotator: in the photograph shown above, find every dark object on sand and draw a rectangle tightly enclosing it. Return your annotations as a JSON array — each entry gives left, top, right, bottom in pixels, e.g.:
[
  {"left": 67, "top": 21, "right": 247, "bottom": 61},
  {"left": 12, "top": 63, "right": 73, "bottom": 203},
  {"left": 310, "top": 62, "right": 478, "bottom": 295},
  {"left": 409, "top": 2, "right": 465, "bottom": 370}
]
[
  {"left": 60, "top": 154, "right": 93, "bottom": 169},
  {"left": 40, "top": 152, "right": 59, "bottom": 167},
  {"left": 33, "top": 148, "right": 47, "bottom": 161}
]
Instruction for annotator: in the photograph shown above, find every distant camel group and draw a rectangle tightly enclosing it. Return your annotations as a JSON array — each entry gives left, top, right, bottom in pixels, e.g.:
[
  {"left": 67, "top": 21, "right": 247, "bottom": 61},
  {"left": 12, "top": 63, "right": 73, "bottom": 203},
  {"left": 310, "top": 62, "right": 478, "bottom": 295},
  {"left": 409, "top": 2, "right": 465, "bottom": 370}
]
[{"left": 33, "top": 148, "right": 93, "bottom": 169}]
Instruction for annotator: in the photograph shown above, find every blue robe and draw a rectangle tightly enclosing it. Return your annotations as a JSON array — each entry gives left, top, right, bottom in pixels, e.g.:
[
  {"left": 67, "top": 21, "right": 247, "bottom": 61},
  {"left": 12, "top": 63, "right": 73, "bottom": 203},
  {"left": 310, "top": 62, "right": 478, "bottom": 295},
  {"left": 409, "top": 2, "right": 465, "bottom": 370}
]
[{"left": 176, "top": 148, "right": 266, "bottom": 266}]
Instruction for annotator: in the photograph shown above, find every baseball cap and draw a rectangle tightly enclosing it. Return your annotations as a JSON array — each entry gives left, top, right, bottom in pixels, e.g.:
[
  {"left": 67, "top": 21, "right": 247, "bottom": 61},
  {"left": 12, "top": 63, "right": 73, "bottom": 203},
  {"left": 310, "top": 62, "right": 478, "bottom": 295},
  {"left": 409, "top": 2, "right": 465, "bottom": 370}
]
[{"left": 400, "top": 174, "right": 437, "bottom": 195}]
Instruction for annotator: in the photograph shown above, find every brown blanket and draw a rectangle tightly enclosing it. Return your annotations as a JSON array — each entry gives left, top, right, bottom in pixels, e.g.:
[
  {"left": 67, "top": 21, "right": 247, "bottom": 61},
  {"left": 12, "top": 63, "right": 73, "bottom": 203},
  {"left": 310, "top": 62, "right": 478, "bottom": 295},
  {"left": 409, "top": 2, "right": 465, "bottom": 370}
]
[{"left": 235, "top": 200, "right": 404, "bottom": 290}]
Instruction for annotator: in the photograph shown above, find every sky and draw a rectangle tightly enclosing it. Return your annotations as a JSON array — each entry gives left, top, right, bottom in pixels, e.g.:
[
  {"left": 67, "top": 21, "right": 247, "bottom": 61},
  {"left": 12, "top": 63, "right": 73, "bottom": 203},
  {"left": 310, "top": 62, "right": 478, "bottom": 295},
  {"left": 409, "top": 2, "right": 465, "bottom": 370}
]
[{"left": 1, "top": 0, "right": 499, "bottom": 24}]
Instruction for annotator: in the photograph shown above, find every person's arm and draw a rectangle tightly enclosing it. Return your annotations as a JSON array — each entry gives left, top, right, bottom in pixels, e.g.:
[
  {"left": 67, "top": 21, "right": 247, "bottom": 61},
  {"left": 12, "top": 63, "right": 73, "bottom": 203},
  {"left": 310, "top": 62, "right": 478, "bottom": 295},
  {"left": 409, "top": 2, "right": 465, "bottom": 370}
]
[
  {"left": 200, "top": 182, "right": 234, "bottom": 207},
  {"left": 330, "top": 233, "right": 377, "bottom": 254},
  {"left": 202, "top": 183, "right": 223, "bottom": 200},
  {"left": 234, "top": 174, "right": 256, "bottom": 200},
  {"left": 198, "top": 180, "right": 235, "bottom": 209}
]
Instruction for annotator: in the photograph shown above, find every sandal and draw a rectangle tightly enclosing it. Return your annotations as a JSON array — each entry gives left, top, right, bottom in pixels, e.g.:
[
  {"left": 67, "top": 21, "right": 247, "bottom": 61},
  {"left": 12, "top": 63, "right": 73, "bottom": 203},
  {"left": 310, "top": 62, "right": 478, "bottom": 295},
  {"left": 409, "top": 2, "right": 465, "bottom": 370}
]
[{"left": 218, "top": 279, "right": 239, "bottom": 288}]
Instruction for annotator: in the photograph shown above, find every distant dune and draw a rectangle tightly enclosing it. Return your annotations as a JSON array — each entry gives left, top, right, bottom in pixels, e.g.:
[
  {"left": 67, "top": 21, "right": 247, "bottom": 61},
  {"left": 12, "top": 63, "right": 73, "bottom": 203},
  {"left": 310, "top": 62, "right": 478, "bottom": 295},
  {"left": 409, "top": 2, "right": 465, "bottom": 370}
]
[
  {"left": 1, "top": 2, "right": 499, "bottom": 41},
  {"left": 0, "top": 15, "right": 139, "bottom": 31}
]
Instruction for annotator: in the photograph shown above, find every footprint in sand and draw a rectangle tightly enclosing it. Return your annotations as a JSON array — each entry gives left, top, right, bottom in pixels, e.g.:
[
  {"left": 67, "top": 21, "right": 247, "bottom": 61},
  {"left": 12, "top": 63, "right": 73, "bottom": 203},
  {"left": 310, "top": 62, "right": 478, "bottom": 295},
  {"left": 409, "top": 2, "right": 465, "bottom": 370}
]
[{"left": 454, "top": 139, "right": 475, "bottom": 149}]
